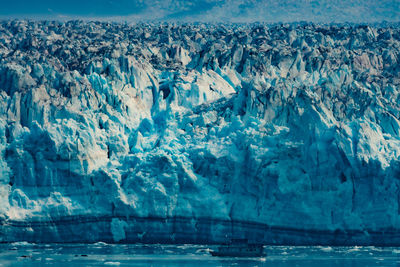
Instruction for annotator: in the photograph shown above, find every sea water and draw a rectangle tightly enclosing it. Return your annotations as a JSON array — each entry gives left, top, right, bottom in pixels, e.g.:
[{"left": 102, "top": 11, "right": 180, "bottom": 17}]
[{"left": 1, "top": 243, "right": 400, "bottom": 266}]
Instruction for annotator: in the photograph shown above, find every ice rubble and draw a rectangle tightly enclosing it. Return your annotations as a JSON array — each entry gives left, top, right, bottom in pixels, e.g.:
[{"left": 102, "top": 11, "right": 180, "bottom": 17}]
[{"left": 0, "top": 21, "right": 400, "bottom": 244}]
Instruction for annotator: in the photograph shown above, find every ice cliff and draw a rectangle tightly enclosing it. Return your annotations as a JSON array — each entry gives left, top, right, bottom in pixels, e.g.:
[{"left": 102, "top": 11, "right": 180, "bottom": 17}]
[{"left": 1, "top": 21, "right": 400, "bottom": 245}]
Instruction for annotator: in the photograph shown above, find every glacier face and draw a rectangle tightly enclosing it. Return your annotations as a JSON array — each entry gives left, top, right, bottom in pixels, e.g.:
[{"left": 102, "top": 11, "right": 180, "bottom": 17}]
[{"left": 0, "top": 20, "right": 400, "bottom": 245}]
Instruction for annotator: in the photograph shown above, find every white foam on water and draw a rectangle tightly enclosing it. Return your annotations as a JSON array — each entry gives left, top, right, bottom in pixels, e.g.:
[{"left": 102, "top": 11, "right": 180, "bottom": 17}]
[
  {"left": 346, "top": 246, "right": 361, "bottom": 253},
  {"left": 11, "top": 242, "right": 34, "bottom": 246},
  {"left": 320, "top": 246, "right": 333, "bottom": 252}
]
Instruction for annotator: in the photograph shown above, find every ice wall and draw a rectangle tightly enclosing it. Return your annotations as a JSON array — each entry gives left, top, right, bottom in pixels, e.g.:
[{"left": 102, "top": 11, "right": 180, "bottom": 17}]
[{"left": 0, "top": 21, "right": 400, "bottom": 245}]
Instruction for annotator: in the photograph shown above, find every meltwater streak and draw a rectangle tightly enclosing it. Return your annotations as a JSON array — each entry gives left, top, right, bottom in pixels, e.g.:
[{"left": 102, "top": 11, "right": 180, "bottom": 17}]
[{"left": 1, "top": 243, "right": 400, "bottom": 266}]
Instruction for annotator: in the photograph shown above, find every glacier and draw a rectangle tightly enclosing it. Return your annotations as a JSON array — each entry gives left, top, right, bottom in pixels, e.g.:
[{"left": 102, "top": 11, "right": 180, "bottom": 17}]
[{"left": 0, "top": 20, "right": 400, "bottom": 245}]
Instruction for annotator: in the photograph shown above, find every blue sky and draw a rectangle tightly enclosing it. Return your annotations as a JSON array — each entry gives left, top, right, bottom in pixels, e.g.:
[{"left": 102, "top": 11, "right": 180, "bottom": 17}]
[
  {"left": 0, "top": 0, "right": 146, "bottom": 16},
  {"left": 0, "top": 0, "right": 399, "bottom": 22}
]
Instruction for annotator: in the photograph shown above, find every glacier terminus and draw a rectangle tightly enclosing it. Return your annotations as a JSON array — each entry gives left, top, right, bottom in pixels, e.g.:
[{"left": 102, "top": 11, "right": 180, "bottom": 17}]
[{"left": 0, "top": 21, "right": 400, "bottom": 245}]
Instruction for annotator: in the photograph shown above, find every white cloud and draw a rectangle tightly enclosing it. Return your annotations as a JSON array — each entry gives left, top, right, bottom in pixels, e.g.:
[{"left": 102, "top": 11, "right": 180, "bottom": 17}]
[{"left": 2, "top": 0, "right": 399, "bottom": 23}]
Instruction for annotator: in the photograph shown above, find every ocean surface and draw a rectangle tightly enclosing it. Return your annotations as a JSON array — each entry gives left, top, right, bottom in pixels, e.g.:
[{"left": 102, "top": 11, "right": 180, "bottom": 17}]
[{"left": 1, "top": 243, "right": 400, "bottom": 266}]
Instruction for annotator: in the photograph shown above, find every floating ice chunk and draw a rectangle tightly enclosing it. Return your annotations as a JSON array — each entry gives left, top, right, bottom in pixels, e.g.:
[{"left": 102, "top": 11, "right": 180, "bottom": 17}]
[{"left": 104, "top": 262, "right": 121, "bottom": 266}]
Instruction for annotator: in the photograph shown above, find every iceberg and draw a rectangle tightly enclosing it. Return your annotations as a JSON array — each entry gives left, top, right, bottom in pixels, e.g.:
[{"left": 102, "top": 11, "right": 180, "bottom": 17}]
[{"left": 0, "top": 21, "right": 400, "bottom": 245}]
